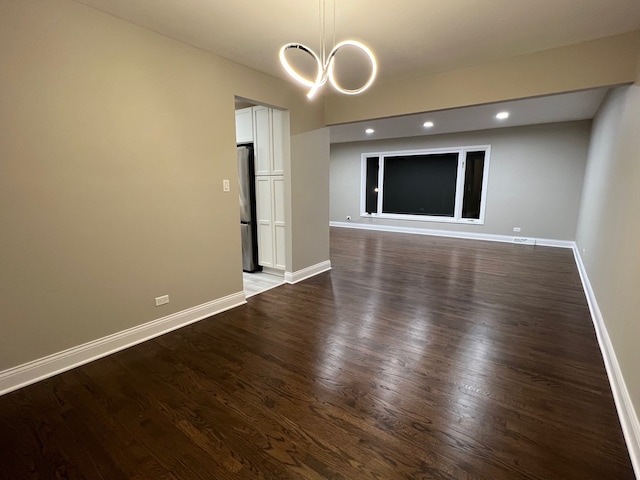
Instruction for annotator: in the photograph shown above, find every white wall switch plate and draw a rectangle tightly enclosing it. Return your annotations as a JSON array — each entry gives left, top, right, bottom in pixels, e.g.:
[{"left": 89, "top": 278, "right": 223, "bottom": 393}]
[{"left": 223, "top": 179, "right": 230, "bottom": 192}]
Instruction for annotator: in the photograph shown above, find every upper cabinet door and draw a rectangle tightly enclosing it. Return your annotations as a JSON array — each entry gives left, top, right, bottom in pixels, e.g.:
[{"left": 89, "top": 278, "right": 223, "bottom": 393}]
[
  {"left": 235, "top": 107, "right": 253, "bottom": 144},
  {"left": 271, "top": 109, "right": 285, "bottom": 175},
  {"left": 253, "top": 106, "right": 272, "bottom": 176}
]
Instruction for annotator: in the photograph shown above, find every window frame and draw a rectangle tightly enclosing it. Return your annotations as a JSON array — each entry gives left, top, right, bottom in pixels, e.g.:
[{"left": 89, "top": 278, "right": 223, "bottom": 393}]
[{"left": 360, "top": 145, "right": 491, "bottom": 225}]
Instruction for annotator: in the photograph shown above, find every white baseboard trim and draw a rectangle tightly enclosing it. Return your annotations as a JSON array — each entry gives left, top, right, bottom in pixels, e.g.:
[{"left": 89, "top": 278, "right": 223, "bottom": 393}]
[
  {"left": 284, "top": 260, "right": 332, "bottom": 284},
  {"left": 261, "top": 266, "right": 285, "bottom": 277},
  {"left": 573, "top": 247, "right": 640, "bottom": 478},
  {"left": 0, "top": 292, "right": 246, "bottom": 396},
  {"left": 329, "top": 221, "right": 575, "bottom": 249}
]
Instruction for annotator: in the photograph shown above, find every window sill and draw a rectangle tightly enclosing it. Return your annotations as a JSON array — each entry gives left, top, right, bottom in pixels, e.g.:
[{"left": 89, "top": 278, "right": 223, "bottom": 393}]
[{"left": 361, "top": 213, "right": 484, "bottom": 225}]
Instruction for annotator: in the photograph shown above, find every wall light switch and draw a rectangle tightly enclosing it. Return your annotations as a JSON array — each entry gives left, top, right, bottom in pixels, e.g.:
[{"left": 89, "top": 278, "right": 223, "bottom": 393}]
[{"left": 223, "top": 179, "right": 230, "bottom": 192}]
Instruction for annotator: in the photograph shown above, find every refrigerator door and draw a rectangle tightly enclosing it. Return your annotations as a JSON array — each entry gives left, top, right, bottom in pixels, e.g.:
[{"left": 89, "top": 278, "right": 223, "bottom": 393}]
[
  {"left": 238, "top": 146, "right": 252, "bottom": 223},
  {"left": 237, "top": 145, "right": 259, "bottom": 272},
  {"left": 240, "top": 222, "right": 257, "bottom": 271}
]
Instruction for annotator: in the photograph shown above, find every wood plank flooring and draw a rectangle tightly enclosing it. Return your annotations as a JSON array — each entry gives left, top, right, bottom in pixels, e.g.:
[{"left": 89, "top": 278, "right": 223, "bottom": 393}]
[{"left": 0, "top": 227, "right": 634, "bottom": 479}]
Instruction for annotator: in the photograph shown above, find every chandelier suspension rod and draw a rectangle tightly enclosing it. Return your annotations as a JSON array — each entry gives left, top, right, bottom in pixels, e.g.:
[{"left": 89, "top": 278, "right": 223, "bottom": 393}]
[
  {"left": 319, "top": 0, "right": 325, "bottom": 64},
  {"left": 318, "top": 0, "right": 337, "bottom": 66}
]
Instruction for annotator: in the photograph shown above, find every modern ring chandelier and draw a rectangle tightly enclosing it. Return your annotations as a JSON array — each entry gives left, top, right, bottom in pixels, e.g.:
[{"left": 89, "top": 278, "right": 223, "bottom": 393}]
[{"left": 279, "top": 0, "right": 377, "bottom": 99}]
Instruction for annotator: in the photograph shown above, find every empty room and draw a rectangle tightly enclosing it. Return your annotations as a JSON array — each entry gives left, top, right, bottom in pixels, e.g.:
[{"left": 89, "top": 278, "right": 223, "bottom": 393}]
[{"left": 1, "top": 0, "right": 639, "bottom": 479}]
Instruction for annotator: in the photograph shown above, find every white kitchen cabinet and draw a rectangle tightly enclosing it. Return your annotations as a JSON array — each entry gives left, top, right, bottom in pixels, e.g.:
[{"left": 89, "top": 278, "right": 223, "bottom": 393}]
[
  {"left": 256, "top": 177, "right": 273, "bottom": 267},
  {"left": 271, "top": 176, "right": 286, "bottom": 269},
  {"left": 253, "top": 106, "right": 286, "bottom": 176},
  {"left": 271, "top": 108, "right": 285, "bottom": 175},
  {"left": 256, "top": 175, "right": 286, "bottom": 270},
  {"left": 235, "top": 107, "right": 253, "bottom": 144},
  {"left": 253, "top": 106, "right": 272, "bottom": 176},
  {"left": 249, "top": 105, "right": 287, "bottom": 271}
]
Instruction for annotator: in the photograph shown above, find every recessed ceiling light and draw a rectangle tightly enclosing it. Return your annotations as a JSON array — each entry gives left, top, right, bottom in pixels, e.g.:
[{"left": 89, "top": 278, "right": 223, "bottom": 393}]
[
  {"left": 496, "top": 111, "right": 510, "bottom": 120},
  {"left": 365, "top": 128, "right": 375, "bottom": 134},
  {"left": 423, "top": 121, "right": 434, "bottom": 128}
]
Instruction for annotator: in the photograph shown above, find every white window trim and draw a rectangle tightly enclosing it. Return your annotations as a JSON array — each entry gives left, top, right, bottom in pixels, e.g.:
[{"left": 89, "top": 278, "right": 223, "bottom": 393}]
[{"left": 360, "top": 145, "right": 491, "bottom": 225}]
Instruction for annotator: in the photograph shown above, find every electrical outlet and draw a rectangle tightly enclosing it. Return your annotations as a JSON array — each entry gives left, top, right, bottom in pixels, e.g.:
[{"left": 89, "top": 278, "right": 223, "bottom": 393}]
[
  {"left": 223, "top": 179, "right": 230, "bottom": 192},
  {"left": 513, "top": 227, "right": 521, "bottom": 232},
  {"left": 155, "top": 295, "right": 169, "bottom": 306}
]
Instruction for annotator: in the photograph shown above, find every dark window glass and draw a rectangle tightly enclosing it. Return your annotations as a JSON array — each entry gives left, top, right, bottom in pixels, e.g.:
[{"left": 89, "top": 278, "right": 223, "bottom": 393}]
[
  {"left": 461, "top": 151, "right": 486, "bottom": 219},
  {"left": 382, "top": 153, "right": 458, "bottom": 216},
  {"left": 365, "top": 156, "right": 379, "bottom": 214}
]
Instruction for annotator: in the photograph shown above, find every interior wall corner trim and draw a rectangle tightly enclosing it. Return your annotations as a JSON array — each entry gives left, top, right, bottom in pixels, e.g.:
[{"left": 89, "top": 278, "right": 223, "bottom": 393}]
[
  {"left": 285, "top": 260, "right": 332, "bottom": 284},
  {"left": 0, "top": 292, "right": 247, "bottom": 396},
  {"left": 572, "top": 246, "right": 640, "bottom": 478}
]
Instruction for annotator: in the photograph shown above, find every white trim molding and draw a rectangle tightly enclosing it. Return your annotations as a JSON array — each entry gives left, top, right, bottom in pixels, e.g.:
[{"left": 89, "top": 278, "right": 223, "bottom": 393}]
[
  {"left": 360, "top": 145, "right": 491, "bottom": 225},
  {"left": 285, "top": 260, "right": 332, "bottom": 284},
  {"left": 329, "top": 221, "right": 575, "bottom": 249},
  {"left": 573, "top": 247, "right": 640, "bottom": 478},
  {"left": 0, "top": 292, "right": 246, "bottom": 396}
]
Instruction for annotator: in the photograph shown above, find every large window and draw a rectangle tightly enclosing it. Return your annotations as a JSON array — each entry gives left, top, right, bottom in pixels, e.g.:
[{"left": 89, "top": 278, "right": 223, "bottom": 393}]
[{"left": 362, "top": 146, "right": 490, "bottom": 224}]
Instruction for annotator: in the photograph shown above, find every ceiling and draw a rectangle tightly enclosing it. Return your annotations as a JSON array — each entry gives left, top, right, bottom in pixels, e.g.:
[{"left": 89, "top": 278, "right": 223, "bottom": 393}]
[
  {"left": 330, "top": 88, "right": 609, "bottom": 143},
  {"left": 74, "top": 1, "right": 637, "bottom": 139},
  {"left": 75, "top": 0, "right": 640, "bottom": 88}
]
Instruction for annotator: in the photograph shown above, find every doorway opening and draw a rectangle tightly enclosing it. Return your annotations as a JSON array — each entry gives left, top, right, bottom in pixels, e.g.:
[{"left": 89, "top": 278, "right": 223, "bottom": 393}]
[{"left": 234, "top": 96, "right": 290, "bottom": 297}]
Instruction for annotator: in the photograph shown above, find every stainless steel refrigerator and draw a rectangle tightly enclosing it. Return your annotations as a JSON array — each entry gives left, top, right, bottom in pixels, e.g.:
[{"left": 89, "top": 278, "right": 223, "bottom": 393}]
[{"left": 238, "top": 145, "right": 260, "bottom": 272}]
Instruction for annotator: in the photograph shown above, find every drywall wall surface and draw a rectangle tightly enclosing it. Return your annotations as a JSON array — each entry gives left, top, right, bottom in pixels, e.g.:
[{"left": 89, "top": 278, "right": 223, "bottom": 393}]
[
  {"left": 0, "top": 0, "right": 323, "bottom": 370},
  {"left": 324, "top": 31, "right": 640, "bottom": 126},
  {"left": 575, "top": 85, "right": 640, "bottom": 428},
  {"left": 228, "top": 63, "right": 324, "bottom": 137},
  {"left": 290, "top": 128, "right": 331, "bottom": 272},
  {"left": 330, "top": 121, "right": 590, "bottom": 240}
]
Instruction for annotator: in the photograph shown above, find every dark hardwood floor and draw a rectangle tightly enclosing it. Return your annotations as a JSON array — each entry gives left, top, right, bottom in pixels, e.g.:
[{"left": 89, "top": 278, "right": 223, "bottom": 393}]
[{"left": 0, "top": 227, "right": 634, "bottom": 479}]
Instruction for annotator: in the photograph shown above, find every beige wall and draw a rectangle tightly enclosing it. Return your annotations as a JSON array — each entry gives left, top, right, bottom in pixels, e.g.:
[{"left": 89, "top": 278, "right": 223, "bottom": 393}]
[
  {"left": 0, "top": 0, "right": 326, "bottom": 370},
  {"left": 575, "top": 85, "right": 640, "bottom": 428},
  {"left": 331, "top": 122, "right": 590, "bottom": 240},
  {"left": 290, "top": 128, "right": 331, "bottom": 271},
  {"left": 324, "top": 31, "right": 640, "bottom": 126}
]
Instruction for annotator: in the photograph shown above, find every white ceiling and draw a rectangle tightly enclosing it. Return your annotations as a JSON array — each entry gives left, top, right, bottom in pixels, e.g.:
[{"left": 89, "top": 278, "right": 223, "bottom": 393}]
[
  {"left": 73, "top": 1, "right": 635, "bottom": 140},
  {"left": 74, "top": 0, "right": 640, "bottom": 87},
  {"left": 330, "top": 88, "right": 609, "bottom": 143}
]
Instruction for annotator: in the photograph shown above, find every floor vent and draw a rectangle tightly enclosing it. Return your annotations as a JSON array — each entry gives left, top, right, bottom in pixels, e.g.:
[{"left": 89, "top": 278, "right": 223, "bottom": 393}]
[{"left": 513, "top": 237, "right": 536, "bottom": 245}]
